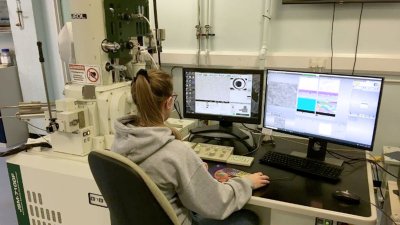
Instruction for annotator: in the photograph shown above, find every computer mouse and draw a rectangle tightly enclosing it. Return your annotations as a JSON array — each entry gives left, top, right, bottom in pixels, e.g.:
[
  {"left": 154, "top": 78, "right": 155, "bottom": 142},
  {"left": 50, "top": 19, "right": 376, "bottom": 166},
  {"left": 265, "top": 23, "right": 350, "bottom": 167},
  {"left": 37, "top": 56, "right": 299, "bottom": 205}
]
[{"left": 332, "top": 190, "right": 361, "bottom": 204}]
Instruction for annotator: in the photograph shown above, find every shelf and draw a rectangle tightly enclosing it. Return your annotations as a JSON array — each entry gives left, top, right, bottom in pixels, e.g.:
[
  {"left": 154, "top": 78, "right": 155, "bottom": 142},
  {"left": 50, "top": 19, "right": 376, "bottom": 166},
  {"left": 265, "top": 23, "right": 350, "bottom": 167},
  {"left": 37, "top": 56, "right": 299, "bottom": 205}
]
[
  {"left": 0, "top": 65, "right": 15, "bottom": 69},
  {"left": 0, "top": 26, "right": 11, "bottom": 34}
]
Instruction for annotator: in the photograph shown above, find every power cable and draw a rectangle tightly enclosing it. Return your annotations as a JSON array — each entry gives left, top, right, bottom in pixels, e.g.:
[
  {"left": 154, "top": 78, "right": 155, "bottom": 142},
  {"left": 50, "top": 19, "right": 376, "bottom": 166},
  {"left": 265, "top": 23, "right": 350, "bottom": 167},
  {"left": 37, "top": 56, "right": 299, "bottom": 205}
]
[
  {"left": 174, "top": 102, "right": 183, "bottom": 119},
  {"left": 0, "top": 142, "right": 52, "bottom": 157},
  {"left": 330, "top": 3, "right": 336, "bottom": 73},
  {"left": 352, "top": 3, "right": 364, "bottom": 75}
]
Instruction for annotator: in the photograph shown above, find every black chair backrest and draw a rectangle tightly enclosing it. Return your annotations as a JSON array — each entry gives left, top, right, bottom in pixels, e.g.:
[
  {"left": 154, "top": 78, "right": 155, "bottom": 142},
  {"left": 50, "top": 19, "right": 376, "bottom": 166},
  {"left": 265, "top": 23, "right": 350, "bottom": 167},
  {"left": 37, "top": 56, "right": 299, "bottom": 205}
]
[{"left": 88, "top": 150, "right": 179, "bottom": 225}]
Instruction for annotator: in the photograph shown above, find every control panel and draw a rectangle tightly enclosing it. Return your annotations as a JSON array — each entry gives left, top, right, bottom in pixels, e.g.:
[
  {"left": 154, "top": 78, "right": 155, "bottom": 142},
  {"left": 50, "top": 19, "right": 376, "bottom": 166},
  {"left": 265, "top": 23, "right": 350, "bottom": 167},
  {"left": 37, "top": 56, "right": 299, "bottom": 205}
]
[{"left": 183, "top": 141, "right": 254, "bottom": 166}]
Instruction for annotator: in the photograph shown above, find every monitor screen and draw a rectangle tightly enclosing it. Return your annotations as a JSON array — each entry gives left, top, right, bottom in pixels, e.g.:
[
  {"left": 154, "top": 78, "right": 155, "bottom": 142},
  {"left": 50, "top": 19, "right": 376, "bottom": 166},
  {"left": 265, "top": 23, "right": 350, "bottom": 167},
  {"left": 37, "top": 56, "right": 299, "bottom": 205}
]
[
  {"left": 183, "top": 68, "right": 264, "bottom": 125},
  {"left": 263, "top": 70, "right": 383, "bottom": 151}
]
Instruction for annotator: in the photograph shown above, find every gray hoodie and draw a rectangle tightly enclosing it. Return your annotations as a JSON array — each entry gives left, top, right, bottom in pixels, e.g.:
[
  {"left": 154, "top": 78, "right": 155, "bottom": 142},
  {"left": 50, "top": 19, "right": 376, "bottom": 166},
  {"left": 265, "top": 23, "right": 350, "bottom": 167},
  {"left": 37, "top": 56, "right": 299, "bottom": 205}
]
[{"left": 112, "top": 115, "right": 253, "bottom": 225}]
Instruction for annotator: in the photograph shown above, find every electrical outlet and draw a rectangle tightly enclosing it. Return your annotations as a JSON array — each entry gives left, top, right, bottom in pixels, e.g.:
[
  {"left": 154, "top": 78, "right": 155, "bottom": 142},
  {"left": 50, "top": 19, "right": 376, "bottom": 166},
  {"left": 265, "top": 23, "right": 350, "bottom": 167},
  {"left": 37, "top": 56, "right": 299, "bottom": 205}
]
[
  {"left": 309, "top": 58, "right": 327, "bottom": 71},
  {"left": 262, "top": 128, "right": 274, "bottom": 143}
]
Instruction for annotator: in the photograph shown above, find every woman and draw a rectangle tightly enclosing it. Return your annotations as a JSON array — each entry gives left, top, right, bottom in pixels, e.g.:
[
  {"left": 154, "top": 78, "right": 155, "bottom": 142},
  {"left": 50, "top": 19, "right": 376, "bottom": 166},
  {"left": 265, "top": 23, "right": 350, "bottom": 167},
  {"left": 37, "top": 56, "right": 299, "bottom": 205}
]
[{"left": 112, "top": 69, "right": 270, "bottom": 225}]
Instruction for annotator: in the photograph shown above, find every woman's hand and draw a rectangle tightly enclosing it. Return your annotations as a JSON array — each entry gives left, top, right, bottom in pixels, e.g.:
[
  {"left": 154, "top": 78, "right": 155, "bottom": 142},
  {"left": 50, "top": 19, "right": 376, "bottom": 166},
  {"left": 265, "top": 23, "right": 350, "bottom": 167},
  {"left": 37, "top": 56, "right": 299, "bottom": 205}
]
[{"left": 244, "top": 172, "right": 270, "bottom": 190}]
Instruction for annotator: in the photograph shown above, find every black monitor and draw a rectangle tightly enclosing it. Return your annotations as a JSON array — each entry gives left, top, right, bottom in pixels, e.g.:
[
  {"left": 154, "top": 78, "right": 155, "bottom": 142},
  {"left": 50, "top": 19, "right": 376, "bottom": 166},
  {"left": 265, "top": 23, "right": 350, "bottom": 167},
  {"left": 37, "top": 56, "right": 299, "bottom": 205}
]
[
  {"left": 263, "top": 69, "right": 383, "bottom": 162},
  {"left": 183, "top": 67, "right": 264, "bottom": 139}
]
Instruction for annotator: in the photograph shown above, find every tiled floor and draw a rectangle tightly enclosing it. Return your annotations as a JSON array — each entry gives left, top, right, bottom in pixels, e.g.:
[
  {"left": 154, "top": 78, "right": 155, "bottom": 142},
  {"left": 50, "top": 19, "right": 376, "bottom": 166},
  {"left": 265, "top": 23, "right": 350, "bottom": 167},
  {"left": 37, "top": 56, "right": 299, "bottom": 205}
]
[{"left": 0, "top": 147, "right": 18, "bottom": 225}]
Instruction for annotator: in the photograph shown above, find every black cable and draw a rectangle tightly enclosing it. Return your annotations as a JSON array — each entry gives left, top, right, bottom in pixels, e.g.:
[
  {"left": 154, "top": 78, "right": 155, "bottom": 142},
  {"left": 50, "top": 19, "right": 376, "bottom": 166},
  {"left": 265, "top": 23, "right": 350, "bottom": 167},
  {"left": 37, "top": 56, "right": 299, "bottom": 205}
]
[
  {"left": 326, "top": 149, "right": 399, "bottom": 179},
  {"left": 239, "top": 128, "right": 266, "bottom": 156},
  {"left": 241, "top": 123, "right": 262, "bottom": 134},
  {"left": 352, "top": 3, "right": 364, "bottom": 75},
  {"left": 374, "top": 163, "right": 385, "bottom": 203},
  {"left": 238, "top": 124, "right": 272, "bottom": 155},
  {"left": 39, "top": 135, "right": 51, "bottom": 145},
  {"left": 26, "top": 121, "right": 47, "bottom": 132},
  {"left": 330, "top": 3, "right": 336, "bottom": 74},
  {"left": 174, "top": 102, "right": 183, "bottom": 119},
  {"left": 170, "top": 66, "right": 184, "bottom": 120},
  {"left": 176, "top": 100, "right": 183, "bottom": 118},
  {"left": 0, "top": 142, "right": 52, "bottom": 157},
  {"left": 269, "top": 140, "right": 397, "bottom": 222},
  {"left": 170, "top": 66, "right": 183, "bottom": 76},
  {"left": 152, "top": 0, "right": 161, "bottom": 66},
  {"left": 326, "top": 150, "right": 365, "bottom": 165},
  {"left": 25, "top": 122, "right": 51, "bottom": 144},
  {"left": 188, "top": 133, "right": 193, "bottom": 142},
  {"left": 370, "top": 160, "right": 399, "bottom": 179},
  {"left": 361, "top": 199, "right": 398, "bottom": 225}
]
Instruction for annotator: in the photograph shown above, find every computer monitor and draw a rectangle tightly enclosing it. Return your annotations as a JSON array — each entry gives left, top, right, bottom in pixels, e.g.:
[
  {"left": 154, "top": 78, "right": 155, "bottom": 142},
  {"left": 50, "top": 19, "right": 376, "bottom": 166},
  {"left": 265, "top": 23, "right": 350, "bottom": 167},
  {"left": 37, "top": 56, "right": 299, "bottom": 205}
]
[
  {"left": 263, "top": 69, "right": 383, "bottom": 161},
  {"left": 183, "top": 67, "right": 264, "bottom": 139}
]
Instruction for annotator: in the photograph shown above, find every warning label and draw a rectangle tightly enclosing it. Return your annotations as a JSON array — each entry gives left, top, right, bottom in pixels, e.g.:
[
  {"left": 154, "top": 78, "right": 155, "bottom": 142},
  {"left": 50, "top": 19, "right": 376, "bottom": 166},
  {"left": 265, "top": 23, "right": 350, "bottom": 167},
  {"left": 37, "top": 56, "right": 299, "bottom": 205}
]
[
  {"left": 87, "top": 68, "right": 99, "bottom": 83},
  {"left": 68, "top": 64, "right": 102, "bottom": 85}
]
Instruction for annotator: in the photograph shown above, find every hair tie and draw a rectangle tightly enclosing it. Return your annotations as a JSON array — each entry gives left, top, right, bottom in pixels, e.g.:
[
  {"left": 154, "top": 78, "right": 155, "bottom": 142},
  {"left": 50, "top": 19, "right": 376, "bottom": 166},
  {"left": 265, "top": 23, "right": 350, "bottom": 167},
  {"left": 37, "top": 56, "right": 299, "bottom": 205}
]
[{"left": 134, "top": 69, "right": 150, "bottom": 83}]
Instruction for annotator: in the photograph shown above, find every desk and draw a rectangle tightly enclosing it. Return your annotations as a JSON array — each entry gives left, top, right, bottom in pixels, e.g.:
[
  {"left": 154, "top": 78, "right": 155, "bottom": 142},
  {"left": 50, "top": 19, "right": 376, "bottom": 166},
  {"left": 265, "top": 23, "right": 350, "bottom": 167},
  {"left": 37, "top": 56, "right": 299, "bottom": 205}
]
[
  {"left": 382, "top": 181, "right": 400, "bottom": 225},
  {"left": 6, "top": 138, "right": 376, "bottom": 225},
  {"left": 203, "top": 138, "right": 377, "bottom": 225},
  {"left": 382, "top": 146, "right": 400, "bottom": 190}
]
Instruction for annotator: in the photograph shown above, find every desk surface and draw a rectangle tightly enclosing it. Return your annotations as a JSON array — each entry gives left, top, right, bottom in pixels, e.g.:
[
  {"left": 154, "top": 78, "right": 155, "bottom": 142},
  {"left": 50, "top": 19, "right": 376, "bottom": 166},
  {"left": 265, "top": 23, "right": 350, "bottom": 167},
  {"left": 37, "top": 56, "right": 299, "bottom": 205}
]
[
  {"left": 199, "top": 137, "right": 376, "bottom": 225},
  {"left": 386, "top": 181, "right": 400, "bottom": 224},
  {"left": 8, "top": 137, "right": 377, "bottom": 225}
]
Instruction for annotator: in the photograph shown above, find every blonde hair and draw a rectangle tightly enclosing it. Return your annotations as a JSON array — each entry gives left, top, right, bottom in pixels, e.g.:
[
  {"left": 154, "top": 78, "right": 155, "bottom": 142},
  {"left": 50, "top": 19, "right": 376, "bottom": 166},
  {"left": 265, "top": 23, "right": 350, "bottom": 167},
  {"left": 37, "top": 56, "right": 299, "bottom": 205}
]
[{"left": 131, "top": 69, "right": 181, "bottom": 139}]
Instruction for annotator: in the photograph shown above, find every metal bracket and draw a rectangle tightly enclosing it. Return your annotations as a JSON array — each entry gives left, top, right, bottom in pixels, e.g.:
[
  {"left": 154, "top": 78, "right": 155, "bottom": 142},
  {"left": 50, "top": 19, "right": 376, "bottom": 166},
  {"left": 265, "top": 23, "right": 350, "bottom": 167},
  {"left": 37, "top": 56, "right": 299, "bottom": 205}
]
[{"left": 15, "top": 0, "right": 24, "bottom": 29}]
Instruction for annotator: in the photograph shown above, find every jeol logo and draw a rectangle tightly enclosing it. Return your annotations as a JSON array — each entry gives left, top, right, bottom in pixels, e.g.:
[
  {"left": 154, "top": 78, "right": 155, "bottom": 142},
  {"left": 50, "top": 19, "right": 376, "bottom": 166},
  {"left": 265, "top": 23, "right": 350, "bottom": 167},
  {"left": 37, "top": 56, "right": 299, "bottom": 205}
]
[{"left": 71, "top": 13, "right": 87, "bottom": 19}]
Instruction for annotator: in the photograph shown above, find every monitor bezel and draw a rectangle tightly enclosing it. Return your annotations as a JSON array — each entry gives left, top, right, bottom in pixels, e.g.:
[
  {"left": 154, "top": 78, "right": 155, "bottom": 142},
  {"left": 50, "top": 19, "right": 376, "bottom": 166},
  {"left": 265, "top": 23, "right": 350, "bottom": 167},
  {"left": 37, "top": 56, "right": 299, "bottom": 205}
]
[
  {"left": 263, "top": 69, "right": 384, "bottom": 151},
  {"left": 182, "top": 67, "right": 264, "bottom": 125}
]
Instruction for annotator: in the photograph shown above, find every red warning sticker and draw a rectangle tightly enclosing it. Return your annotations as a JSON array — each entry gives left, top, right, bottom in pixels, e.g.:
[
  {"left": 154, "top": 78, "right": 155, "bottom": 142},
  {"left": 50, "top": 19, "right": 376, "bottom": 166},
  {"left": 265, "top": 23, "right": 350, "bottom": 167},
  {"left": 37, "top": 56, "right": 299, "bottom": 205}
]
[{"left": 68, "top": 64, "right": 102, "bottom": 84}]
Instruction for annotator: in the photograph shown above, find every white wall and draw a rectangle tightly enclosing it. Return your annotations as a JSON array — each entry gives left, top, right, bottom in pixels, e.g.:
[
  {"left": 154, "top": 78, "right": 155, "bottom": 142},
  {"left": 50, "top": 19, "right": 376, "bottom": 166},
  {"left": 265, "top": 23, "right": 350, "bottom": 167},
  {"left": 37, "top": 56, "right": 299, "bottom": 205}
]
[
  {"left": 33, "top": 0, "right": 65, "bottom": 100},
  {"left": 268, "top": 3, "right": 400, "bottom": 73},
  {"left": 155, "top": 1, "right": 400, "bottom": 154},
  {"left": 0, "top": 0, "right": 15, "bottom": 65},
  {"left": 7, "top": 0, "right": 65, "bottom": 134},
  {"left": 0, "top": 34, "right": 14, "bottom": 51},
  {"left": 158, "top": 1, "right": 400, "bottom": 72}
]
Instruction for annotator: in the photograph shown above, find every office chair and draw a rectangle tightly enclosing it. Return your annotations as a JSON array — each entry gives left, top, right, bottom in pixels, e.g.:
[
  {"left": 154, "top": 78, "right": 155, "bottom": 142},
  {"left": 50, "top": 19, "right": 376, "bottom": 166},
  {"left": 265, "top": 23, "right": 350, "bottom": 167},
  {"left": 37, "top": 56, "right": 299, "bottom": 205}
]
[{"left": 88, "top": 150, "right": 180, "bottom": 225}]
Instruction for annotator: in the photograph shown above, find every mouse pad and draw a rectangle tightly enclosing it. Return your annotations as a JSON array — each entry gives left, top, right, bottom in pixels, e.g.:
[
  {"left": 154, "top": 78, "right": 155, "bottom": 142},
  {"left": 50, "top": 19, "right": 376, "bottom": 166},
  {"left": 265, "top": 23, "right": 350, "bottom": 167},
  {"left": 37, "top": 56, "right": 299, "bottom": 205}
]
[{"left": 208, "top": 164, "right": 250, "bottom": 183}]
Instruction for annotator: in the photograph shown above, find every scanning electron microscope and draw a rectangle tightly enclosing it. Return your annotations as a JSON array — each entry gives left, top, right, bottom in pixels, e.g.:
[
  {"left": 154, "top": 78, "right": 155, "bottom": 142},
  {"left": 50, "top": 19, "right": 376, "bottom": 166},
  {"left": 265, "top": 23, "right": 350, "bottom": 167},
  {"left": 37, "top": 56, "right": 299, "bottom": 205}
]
[
  {"left": 6, "top": 1, "right": 196, "bottom": 225},
  {"left": 51, "top": 0, "right": 155, "bottom": 156}
]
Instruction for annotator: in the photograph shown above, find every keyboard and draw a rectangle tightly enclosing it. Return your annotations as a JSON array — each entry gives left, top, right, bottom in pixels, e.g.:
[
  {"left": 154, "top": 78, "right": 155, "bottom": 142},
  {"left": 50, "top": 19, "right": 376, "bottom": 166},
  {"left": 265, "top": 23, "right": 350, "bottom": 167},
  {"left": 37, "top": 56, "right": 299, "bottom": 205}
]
[{"left": 260, "top": 151, "right": 343, "bottom": 181}]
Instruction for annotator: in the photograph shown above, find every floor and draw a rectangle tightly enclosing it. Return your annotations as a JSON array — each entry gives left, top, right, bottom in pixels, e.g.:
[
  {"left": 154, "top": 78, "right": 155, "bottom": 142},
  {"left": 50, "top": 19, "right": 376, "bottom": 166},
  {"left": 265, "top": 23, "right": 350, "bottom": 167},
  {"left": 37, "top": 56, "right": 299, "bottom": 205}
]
[{"left": 0, "top": 146, "right": 18, "bottom": 225}]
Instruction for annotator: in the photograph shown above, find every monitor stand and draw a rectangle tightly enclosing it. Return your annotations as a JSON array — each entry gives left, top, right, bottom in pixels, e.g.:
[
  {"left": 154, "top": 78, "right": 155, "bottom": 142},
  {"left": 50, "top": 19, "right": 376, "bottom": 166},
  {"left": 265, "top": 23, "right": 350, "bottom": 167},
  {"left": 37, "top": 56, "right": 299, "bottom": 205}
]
[
  {"left": 189, "top": 121, "right": 254, "bottom": 153},
  {"left": 290, "top": 138, "right": 344, "bottom": 167},
  {"left": 189, "top": 121, "right": 249, "bottom": 140}
]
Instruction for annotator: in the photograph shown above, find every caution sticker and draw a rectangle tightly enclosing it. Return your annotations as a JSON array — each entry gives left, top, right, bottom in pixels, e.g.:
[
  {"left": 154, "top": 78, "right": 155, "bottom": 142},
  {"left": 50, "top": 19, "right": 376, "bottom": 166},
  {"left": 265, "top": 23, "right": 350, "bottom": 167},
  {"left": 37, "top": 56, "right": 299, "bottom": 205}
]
[{"left": 68, "top": 64, "right": 102, "bottom": 85}]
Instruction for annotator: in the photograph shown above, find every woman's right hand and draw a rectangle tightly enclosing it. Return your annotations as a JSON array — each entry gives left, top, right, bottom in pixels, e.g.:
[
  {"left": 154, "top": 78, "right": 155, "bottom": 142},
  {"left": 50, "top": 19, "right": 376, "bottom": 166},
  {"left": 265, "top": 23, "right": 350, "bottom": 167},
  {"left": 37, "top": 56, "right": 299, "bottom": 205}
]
[{"left": 244, "top": 172, "right": 270, "bottom": 190}]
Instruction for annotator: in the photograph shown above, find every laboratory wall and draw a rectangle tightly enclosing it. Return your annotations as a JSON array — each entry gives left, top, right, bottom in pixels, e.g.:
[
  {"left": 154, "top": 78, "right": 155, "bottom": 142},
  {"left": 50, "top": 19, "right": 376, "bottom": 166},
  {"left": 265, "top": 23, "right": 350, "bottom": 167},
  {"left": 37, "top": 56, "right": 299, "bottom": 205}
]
[
  {"left": 0, "top": 34, "right": 14, "bottom": 51},
  {"left": 155, "top": 1, "right": 400, "bottom": 154},
  {"left": 0, "top": 0, "right": 14, "bottom": 59},
  {"left": 157, "top": 1, "right": 400, "bottom": 73},
  {"left": 6, "top": 0, "right": 65, "bottom": 134},
  {"left": 33, "top": 0, "right": 65, "bottom": 101}
]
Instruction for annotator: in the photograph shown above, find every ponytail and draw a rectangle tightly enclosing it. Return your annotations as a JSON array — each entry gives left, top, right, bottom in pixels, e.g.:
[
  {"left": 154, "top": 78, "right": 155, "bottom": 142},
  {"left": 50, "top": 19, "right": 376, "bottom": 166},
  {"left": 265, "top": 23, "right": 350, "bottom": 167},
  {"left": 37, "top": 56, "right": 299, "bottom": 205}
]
[{"left": 132, "top": 69, "right": 181, "bottom": 140}]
